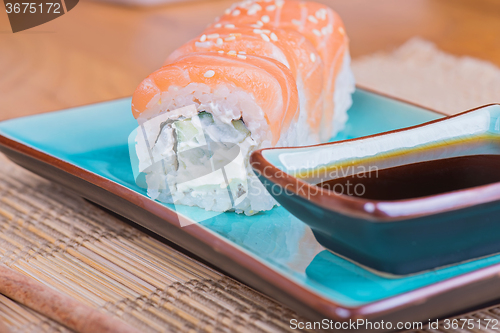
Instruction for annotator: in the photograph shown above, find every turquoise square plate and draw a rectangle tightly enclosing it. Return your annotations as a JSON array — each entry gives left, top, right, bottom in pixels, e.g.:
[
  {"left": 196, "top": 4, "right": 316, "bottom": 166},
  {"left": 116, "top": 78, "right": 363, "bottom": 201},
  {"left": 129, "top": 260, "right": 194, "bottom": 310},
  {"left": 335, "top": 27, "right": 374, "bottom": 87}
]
[{"left": 2, "top": 88, "right": 500, "bottom": 325}]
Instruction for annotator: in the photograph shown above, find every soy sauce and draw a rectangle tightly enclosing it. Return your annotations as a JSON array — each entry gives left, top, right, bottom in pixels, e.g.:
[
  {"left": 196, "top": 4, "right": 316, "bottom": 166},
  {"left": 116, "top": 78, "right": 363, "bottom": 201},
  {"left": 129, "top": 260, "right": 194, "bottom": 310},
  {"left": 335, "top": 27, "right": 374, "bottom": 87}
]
[{"left": 317, "top": 155, "right": 500, "bottom": 200}]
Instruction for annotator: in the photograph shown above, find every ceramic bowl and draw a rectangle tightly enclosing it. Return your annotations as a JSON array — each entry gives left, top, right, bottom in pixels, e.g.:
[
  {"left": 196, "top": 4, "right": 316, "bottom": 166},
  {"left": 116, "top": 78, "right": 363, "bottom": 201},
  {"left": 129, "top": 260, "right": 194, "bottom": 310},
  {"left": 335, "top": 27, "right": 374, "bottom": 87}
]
[{"left": 251, "top": 104, "right": 500, "bottom": 275}]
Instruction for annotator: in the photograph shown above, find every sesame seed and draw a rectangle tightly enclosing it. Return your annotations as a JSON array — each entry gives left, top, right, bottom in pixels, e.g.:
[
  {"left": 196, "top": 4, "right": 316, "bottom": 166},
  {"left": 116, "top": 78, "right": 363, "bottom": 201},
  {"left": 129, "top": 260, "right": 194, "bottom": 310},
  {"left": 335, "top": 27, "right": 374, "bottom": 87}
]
[
  {"left": 312, "top": 29, "right": 321, "bottom": 37},
  {"left": 266, "top": 5, "right": 276, "bottom": 11},
  {"left": 207, "top": 33, "right": 219, "bottom": 39},
  {"left": 215, "top": 23, "right": 222, "bottom": 28},
  {"left": 218, "top": 50, "right": 224, "bottom": 54},
  {"left": 321, "top": 27, "right": 328, "bottom": 35},
  {"left": 225, "top": 24, "right": 235, "bottom": 28},
  {"left": 253, "top": 29, "right": 263, "bottom": 34},
  {"left": 256, "top": 20, "right": 264, "bottom": 27},
  {"left": 216, "top": 38, "right": 223, "bottom": 46},
  {"left": 224, "top": 9, "right": 231, "bottom": 15},
  {"left": 310, "top": 53, "right": 316, "bottom": 62},
  {"left": 308, "top": 15, "right": 318, "bottom": 24},
  {"left": 232, "top": 9, "right": 241, "bottom": 16},
  {"left": 275, "top": 0, "right": 284, "bottom": 7},
  {"left": 230, "top": 33, "right": 242, "bottom": 37},
  {"left": 204, "top": 70, "right": 215, "bottom": 78},
  {"left": 225, "top": 36, "right": 236, "bottom": 41},
  {"left": 260, "top": 33, "right": 270, "bottom": 42},
  {"left": 237, "top": 54, "right": 247, "bottom": 59},
  {"left": 270, "top": 32, "right": 278, "bottom": 41},
  {"left": 195, "top": 41, "right": 211, "bottom": 48},
  {"left": 247, "top": 4, "right": 262, "bottom": 15},
  {"left": 292, "top": 19, "right": 301, "bottom": 26},
  {"left": 261, "top": 15, "right": 270, "bottom": 23},
  {"left": 200, "top": 34, "right": 207, "bottom": 42},
  {"left": 315, "top": 9, "right": 322, "bottom": 20},
  {"left": 227, "top": 50, "right": 237, "bottom": 56},
  {"left": 250, "top": 24, "right": 260, "bottom": 28},
  {"left": 238, "top": 51, "right": 246, "bottom": 54},
  {"left": 315, "top": 9, "right": 327, "bottom": 20},
  {"left": 339, "top": 26, "right": 345, "bottom": 35}
]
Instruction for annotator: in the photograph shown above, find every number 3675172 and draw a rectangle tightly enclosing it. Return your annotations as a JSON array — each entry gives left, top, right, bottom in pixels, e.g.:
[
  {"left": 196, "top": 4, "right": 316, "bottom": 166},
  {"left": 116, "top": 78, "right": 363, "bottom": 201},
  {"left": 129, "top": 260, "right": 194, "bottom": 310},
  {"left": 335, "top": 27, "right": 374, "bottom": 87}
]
[{"left": 5, "top": 2, "right": 61, "bottom": 14}]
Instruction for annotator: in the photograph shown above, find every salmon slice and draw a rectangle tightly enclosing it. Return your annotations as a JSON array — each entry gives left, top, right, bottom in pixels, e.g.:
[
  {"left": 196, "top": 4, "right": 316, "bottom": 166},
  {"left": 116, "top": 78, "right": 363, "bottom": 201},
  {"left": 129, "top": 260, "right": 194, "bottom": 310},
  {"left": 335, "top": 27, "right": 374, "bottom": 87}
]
[
  {"left": 215, "top": 0, "right": 348, "bottom": 139},
  {"left": 133, "top": 0, "right": 350, "bottom": 143},
  {"left": 132, "top": 53, "right": 299, "bottom": 145},
  {"left": 166, "top": 26, "right": 324, "bottom": 135}
]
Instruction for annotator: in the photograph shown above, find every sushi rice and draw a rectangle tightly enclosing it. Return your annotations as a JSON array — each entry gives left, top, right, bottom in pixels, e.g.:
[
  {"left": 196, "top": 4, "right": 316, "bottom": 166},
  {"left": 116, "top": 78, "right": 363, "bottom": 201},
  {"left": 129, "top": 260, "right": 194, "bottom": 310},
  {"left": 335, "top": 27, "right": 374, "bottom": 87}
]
[{"left": 134, "top": 52, "right": 355, "bottom": 215}]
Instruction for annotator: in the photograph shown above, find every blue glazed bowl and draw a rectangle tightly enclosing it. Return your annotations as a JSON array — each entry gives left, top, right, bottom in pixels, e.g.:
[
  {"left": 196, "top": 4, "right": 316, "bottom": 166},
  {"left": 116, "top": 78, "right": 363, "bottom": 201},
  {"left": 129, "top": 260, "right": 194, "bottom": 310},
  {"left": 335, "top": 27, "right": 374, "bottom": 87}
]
[{"left": 251, "top": 104, "right": 500, "bottom": 275}]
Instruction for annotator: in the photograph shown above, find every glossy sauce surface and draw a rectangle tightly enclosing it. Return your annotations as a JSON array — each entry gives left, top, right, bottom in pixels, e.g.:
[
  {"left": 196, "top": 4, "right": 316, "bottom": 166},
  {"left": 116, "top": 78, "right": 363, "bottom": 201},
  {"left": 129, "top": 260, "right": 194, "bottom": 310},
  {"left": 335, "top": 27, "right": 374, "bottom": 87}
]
[{"left": 317, "top": 155, "right": 500, "bottom": 200}]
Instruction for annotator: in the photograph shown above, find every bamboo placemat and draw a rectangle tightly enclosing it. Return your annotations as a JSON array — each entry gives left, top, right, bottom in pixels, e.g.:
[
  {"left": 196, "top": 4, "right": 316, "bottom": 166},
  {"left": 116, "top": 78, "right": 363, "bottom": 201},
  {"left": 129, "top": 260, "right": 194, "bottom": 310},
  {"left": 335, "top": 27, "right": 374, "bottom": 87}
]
[
  {"left": 1, "top": 38, "right": 500, "bottom": 333},
  {"left": 0, "top": 154, "right": 312, "bottom": 332}
]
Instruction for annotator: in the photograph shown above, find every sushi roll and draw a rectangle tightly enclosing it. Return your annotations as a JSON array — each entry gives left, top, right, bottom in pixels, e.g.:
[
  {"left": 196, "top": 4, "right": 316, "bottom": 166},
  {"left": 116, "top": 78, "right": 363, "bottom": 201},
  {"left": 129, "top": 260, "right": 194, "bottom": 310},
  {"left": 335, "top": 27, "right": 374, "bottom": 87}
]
[{"left": 131, "top": 0, "right": 355, "bottom": 215}]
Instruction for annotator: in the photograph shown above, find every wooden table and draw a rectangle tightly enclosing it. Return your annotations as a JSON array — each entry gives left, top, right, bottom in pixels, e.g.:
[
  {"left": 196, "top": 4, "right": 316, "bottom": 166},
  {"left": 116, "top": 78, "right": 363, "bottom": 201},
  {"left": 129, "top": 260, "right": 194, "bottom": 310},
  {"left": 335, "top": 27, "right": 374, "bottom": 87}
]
[
  {"left": 1, "top": 0, "right": 500, "bottom": 121},
  {"left": 0, "top": 1, "right": 500, "bottom": 330}
]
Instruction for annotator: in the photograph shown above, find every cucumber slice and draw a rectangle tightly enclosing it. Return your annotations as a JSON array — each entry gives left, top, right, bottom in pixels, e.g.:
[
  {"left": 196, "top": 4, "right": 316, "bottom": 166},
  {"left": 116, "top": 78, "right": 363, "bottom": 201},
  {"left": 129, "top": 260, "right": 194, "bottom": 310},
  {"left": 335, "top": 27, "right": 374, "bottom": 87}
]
[
  {"left": 174, "top": 117, "right": 203, "bottom": 143},
  {"left": 174, "top": 111, "right": 250, "bottom": 148},
  {"left": 232, "top": 118, "right": 250, "bottom": 136}
]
